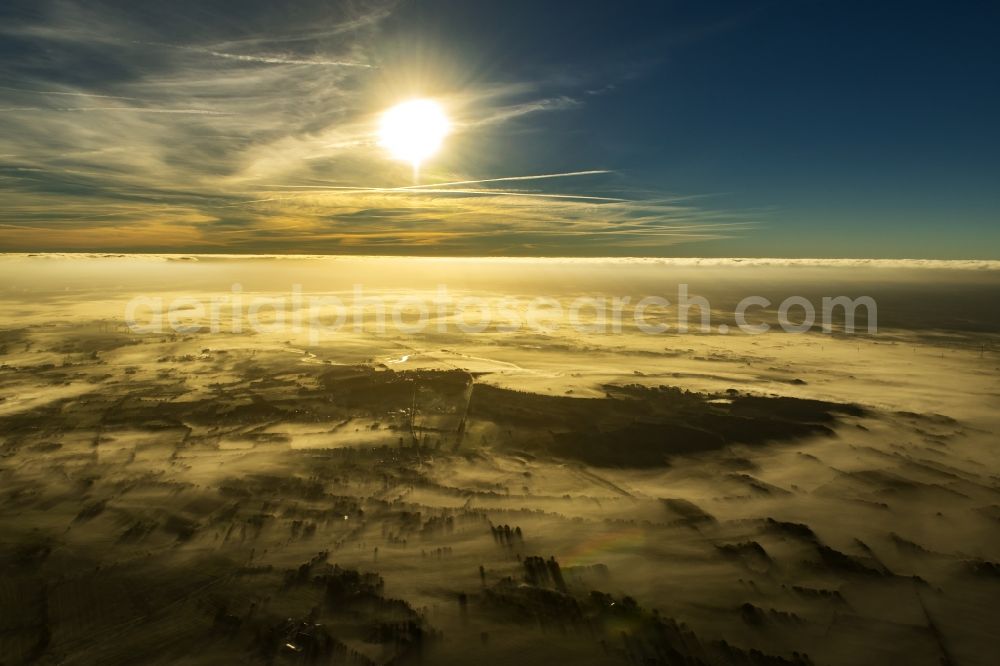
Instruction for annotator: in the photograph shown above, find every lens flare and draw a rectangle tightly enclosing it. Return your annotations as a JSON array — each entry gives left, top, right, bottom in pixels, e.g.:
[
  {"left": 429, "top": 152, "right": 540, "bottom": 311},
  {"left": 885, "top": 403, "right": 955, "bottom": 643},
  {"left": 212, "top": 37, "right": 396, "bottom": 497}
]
[{"left": 378, "top": 99, "right": 450, "bottom": 169}]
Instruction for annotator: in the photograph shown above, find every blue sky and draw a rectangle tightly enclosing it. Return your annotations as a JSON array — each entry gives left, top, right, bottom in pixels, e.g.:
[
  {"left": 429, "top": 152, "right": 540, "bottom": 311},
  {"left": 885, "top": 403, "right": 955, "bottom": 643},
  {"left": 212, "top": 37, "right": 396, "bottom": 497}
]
[{"left": 1, "top": 0, "right": 997, "bottom": 257}]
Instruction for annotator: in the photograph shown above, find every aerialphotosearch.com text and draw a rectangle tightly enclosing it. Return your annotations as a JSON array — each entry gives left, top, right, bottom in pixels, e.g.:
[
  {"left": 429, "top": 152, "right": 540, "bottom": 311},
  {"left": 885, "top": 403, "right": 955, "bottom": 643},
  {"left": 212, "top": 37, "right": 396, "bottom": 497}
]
[{"left": 124, "top": 283, "right": 878, "bottom": 343}]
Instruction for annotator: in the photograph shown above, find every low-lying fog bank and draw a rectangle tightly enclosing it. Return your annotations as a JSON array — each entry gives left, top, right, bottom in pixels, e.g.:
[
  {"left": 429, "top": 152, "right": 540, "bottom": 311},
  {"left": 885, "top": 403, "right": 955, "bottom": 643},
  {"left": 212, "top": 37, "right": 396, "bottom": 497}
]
[{"left": 1, "top": 255, "right": 998, "bottom": 665}]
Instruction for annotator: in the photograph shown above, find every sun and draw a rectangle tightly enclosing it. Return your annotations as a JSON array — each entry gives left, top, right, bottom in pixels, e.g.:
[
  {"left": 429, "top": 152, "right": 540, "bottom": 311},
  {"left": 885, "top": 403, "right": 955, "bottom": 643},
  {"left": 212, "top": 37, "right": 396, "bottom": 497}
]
[{"left": 378, "top": 99, "right": 450, "bottom": 171}]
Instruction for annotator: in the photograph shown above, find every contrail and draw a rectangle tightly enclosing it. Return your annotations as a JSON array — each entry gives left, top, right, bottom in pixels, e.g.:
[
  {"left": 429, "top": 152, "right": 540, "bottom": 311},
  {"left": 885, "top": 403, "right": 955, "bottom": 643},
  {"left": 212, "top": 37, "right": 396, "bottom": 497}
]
[
  {"left": 279, "top": 170, "right": 612, "bottom": 191},
  {"left": 221, "top": 198, "right": 283, "bottom": 207},
  {"left": 1, "top": 106, "right": 231, "bottom": 115},
  {"left": 0, "top": 86, "right": 142, "bottom": 101},
  {"left": 205, "top": 50, "right": 373, "bottom": 67},
  {"left": 382, "top": 188, "right": 625, "bottom": 202},
  {"left": 394, "top": 170, "right": 613, "bottom": 190},
  {"left": 260, "top": 186, "right": 625, "bottom": 202},
  {"left": 69, "top": 107, "right": 232, "bottom": 115},
  {"left": 136, "top": 41, "right": 374, "bottom": 67},
  {"left": 258, "top": 170, "right": 619, "bottom": 200}
]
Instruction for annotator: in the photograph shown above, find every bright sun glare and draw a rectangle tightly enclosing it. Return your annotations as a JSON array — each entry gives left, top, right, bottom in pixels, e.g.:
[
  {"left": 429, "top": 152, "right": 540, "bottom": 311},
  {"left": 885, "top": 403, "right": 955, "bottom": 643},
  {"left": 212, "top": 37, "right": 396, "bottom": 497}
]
[{"left": 378, "top": 99, "right": 450, "bottom": 170}]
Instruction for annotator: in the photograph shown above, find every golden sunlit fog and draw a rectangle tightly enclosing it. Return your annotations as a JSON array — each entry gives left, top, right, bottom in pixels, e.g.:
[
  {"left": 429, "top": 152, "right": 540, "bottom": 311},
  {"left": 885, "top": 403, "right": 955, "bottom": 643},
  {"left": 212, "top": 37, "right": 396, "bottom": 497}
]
[{"left": 2, "top": 2, "right": 1000, "bottom": 666}]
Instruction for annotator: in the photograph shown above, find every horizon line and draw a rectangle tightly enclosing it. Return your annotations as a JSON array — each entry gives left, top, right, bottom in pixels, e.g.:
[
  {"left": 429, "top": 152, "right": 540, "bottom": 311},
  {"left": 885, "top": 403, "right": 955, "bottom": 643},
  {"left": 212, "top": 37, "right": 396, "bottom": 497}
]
[{"left": 2, "top": 252, "right": 1000, "bottom": 270}]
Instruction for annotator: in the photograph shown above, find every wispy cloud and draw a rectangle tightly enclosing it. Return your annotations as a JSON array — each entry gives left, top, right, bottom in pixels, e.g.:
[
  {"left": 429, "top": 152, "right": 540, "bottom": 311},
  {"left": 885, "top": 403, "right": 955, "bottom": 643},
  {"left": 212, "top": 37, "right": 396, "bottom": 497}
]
[
  {"left": 1, "top": 106, "right": 231, "bottom": 114},
  {"left": 0, "top": 0, "right": 748, "bottom": 255},
  {"left": 143, "top": 42, "right": 374, "bottom": 68},
  {"left": 202, "top": 50, "right": 373, "bottom": 68}
]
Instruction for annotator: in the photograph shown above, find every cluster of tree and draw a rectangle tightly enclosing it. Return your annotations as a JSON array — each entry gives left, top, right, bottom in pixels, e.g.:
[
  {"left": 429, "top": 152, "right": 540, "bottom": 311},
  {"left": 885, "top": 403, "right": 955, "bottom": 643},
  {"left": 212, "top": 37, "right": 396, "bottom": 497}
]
[
  {"left": 481, "top": 576, "right": 584, "bottom": 629},
  {"left": 490, "top": 523, "right": 523, "bottom": 546},
  {"left": 420, "top": 514, "right": 455, "bottom": 537},
  {"left": 523, "top": 555, "right": 567, "bottom": 592},
  {"left": 320, "top": 567, "right": 385, "bottom": 605},
  {"left": 283, "top": 550, "right": 333, "bottom": 588},
  {"left": 421, "top": 546, "right": 454, "bottom": 559}
]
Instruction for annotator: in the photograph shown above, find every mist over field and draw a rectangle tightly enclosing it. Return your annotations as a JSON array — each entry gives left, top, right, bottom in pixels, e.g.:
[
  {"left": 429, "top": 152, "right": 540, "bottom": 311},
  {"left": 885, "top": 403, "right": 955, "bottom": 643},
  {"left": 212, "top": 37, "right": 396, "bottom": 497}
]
[
  {"left": 1, "top": 255, "right": 998, "bottom": 665},
  {"left": 3, "top": 0, "right": 999, "bottom": 662}
]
